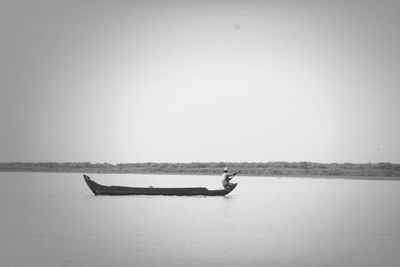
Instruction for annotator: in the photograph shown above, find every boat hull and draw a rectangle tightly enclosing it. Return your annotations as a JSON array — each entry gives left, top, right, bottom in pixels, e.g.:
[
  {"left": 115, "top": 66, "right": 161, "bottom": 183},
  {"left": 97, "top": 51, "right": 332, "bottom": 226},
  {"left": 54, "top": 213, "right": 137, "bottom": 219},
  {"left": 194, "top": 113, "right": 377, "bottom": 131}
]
[{"left": 83, "top": 175, "right": 237, "bottom": 196}]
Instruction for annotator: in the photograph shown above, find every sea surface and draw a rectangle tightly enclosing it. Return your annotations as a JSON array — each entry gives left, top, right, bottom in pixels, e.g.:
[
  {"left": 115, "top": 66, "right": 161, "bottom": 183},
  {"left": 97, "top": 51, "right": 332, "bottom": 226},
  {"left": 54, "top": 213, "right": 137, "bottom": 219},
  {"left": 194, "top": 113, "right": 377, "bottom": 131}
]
[{"left": 1, "top": 172, "right": 399, "bottom": 267}]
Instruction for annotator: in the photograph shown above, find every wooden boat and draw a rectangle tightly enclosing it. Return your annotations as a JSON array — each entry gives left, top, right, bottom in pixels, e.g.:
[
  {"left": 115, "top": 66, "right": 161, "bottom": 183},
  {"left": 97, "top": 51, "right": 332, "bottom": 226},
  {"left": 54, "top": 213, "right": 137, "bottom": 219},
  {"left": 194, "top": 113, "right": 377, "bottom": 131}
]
[{"left": 83, "top": 175, "right": 238, "bottom": 196}]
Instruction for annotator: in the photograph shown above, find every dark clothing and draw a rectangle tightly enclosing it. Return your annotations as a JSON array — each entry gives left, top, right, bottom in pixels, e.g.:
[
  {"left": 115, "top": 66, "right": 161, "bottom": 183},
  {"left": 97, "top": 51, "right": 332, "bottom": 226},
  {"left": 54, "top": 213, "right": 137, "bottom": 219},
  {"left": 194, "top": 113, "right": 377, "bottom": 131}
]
[{"left": 221, "top": 173, "right": 231, "bottom": 188}]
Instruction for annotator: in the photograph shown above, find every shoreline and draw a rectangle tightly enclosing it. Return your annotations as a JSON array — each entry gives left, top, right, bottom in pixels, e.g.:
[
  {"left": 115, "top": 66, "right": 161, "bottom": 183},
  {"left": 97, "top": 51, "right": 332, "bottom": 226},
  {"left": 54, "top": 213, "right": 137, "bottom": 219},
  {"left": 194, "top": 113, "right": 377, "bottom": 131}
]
[
  {"left": 2, "top": 161, "right": 399, "bottom": 180},
  {"left": 1, "top": 170, "right": 399, "bottom": 181}
]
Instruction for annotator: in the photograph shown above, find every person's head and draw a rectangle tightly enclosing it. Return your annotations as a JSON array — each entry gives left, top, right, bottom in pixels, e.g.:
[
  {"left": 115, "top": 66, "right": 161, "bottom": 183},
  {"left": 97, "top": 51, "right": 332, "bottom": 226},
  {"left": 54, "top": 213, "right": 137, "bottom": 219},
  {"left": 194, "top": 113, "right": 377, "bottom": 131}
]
[{"left": 224, "top": 167, "right": 229, "bottom": 173}]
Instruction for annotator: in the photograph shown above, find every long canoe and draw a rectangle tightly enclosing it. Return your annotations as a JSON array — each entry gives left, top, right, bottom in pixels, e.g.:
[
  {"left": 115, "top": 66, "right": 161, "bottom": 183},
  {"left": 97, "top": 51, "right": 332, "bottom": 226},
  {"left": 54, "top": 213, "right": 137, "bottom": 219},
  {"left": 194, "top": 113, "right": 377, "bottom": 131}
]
[{"left": 83, "top": 175, "right": 237, "bottom": 196}]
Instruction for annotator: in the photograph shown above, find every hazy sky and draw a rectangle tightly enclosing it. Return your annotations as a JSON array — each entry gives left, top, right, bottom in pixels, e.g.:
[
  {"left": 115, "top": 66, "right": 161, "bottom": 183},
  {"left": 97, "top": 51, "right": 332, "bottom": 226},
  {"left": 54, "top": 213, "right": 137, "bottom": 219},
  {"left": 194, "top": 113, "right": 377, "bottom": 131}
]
[{"left": 1, "top": 0, "right": 400, "bottom": 163}]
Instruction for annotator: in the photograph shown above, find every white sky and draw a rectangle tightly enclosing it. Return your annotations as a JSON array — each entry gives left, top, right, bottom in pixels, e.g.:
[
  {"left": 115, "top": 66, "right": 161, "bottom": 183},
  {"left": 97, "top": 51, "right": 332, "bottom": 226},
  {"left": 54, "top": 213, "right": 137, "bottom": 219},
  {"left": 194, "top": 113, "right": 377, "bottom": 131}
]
[{"left": 1, "top": 0, "right": 400, "bottom": 163}]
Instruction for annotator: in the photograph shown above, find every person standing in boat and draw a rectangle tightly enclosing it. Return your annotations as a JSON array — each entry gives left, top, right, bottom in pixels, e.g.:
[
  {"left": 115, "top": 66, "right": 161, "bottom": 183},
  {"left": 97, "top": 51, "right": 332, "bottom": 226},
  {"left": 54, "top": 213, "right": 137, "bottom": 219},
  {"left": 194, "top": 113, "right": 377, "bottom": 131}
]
[{"left": 221, "top": 167, "right": 239, "bottom": 189}]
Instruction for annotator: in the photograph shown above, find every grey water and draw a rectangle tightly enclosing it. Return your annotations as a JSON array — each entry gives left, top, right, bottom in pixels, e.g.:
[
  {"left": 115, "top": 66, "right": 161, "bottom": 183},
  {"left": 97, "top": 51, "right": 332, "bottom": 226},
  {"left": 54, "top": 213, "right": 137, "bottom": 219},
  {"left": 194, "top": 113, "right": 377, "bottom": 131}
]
[{"left": 1, "top": 172, "right": 399, "bottom": 267}]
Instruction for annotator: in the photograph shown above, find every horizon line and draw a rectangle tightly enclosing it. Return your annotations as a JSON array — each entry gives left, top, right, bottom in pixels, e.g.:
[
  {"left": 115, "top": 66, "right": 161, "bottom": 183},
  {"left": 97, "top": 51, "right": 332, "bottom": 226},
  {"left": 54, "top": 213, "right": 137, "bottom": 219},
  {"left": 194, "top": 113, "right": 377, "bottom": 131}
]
[{"left": 1, "top": 161, "right": 399, "bottom": 165}]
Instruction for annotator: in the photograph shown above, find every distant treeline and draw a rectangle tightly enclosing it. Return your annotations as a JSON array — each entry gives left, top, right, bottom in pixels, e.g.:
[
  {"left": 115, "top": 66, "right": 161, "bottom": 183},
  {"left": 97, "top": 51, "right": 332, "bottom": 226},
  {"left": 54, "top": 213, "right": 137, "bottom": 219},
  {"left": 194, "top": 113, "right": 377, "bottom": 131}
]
[{"left": 1, "top": 162, "right": 400, "bottom": 179}]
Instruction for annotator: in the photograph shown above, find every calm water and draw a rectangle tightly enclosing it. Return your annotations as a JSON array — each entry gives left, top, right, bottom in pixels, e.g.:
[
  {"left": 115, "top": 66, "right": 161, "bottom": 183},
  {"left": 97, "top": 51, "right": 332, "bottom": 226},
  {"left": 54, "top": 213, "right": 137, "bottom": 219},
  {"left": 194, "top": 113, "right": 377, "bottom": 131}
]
[{"left": 1, "top": 172, "right": 400, "bottom": 267}]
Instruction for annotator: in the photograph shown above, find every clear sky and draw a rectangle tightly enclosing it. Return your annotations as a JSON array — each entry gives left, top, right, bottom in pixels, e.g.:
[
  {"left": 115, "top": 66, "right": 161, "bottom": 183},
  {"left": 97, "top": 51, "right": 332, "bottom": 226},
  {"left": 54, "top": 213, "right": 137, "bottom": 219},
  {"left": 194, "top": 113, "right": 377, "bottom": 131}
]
[{"left": 1, "top": 0, "right": 400, "bottom": 163}]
